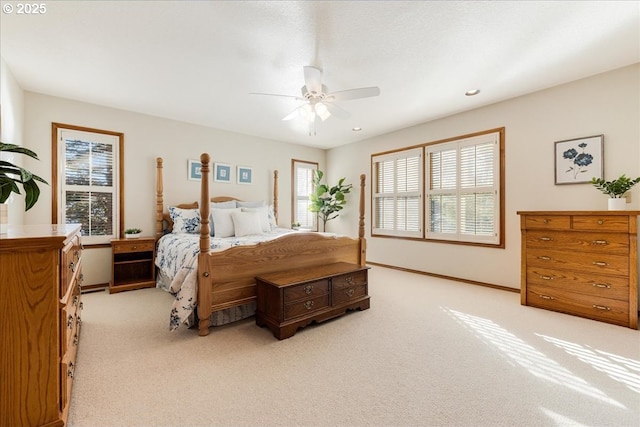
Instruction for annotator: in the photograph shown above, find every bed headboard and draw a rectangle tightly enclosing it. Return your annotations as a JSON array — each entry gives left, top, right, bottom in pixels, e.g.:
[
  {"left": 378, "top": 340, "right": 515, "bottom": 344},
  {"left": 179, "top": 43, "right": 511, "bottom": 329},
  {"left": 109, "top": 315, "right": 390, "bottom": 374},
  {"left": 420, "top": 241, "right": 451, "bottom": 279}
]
[{"left": 155, "top": 157, "right": 278, "bottom": 238}]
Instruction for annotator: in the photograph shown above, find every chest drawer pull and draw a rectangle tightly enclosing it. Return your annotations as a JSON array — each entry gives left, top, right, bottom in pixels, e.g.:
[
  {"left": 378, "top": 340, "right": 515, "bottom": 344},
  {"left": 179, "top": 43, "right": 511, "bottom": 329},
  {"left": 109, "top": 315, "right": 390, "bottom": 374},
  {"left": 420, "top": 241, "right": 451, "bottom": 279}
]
[
  {"left": 539, "top": 294, "right": 554, "bottom": 300},
  {"left": 345, "top": 276, "right": 354, "bottom": 284},
  {"left": 345, "top": 288, "right": 355, "bottom": 297},
  {"left": 592, "top": 261, "right": 608, "bottom": 266},
  {"left": 591, "top": 240, "right": 609, "bottom": 245},
  {"left": 592, "top": 304, "right": 611, "bottom": 311},
  {"left": 540, "top": 275, "right": 554, "bottom": 280},
  {"left": 592, "top": 283, "right": 611, "bottom": 289},
  {"left": 538, "top": 237, "right": 553, "bottom": 241},
  {"left": 304, "top": 300, "right": 314, "bottom": 310},
  {"left": 304, "top": 285, "right": 313, "bottom": 295},
  {"left": 537, "top": 256, "right": 552, "bottom": 261}
]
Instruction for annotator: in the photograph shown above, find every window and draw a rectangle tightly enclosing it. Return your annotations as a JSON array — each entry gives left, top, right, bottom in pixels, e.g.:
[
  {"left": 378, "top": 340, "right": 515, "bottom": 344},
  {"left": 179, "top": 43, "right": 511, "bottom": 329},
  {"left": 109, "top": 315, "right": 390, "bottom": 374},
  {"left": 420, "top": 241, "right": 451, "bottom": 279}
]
[
  {"left": 291, "top": 159, "right": 318, "bottom": 230},
  {"left": 370, "top": 128, "right": 504, "bottom": 247},
  {"left": 52, "top": 123, "right": 123, "bottom": 245},
  {"left": 372, "top": 147, "right": 423, "bottom": 238},
  {"left": 426, "top": 130, "right": 502, "bottom": 245}
]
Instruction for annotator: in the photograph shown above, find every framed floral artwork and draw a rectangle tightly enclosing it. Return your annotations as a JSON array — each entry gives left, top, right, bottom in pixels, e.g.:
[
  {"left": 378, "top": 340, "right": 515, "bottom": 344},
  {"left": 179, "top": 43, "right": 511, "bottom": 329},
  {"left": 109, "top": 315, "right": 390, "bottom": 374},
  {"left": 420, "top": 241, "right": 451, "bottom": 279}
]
[
  {"left": 554, "top": 135, "right": 604, "bottom": 185},
  {"left": 237, "top": 166, "right": 252, "bottom": 184},
  {"left": 187, "top": 159, "right": 201, "bottom": 181},
  {"left": 214, "top": 162, "right": 231, "bottom": 183}
]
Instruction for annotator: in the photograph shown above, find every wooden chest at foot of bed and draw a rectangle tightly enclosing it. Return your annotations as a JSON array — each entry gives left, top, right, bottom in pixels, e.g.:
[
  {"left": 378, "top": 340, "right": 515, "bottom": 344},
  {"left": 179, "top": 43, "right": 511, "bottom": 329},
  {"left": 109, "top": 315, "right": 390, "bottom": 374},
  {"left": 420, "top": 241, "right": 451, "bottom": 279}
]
[{"left": 255, "top": 262, "right": 370, "bottom": 339}]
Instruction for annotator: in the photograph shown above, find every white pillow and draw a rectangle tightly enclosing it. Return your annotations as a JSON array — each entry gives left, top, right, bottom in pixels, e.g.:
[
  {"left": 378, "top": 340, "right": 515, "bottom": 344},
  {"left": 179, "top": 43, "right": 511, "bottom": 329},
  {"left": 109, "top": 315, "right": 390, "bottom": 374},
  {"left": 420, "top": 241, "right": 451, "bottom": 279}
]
[
  {"left": 231, "top": 211, "right": 263, "bottom": 237},
  {"left": 267, "top": 204, "right": 278, "bottom": 229},
  {"left": 237, "top": 200, "right": 265, "bottom": 208},
  {"left": 211, "top": 208, "right": 241, "bottom": 238},
  {"left": 209, "top": 201, "right": 237, "bottom": 236},
  {"left": 241, "top": 206, "right": 271, "bottom": 232},
  {"left": 168, "top": 207, "right": 201, "bottom": 234}
]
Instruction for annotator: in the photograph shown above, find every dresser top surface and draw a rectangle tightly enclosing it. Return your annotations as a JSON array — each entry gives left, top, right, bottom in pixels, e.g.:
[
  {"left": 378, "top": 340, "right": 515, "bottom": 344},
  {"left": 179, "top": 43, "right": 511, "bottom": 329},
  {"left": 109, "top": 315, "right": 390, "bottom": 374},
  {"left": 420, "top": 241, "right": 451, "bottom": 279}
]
[
  {"left": 0, "top": 224, "right": 81, "bottom": 248},
  {"left": 517, "top": 211, "right": 640, "bottom": 216}
]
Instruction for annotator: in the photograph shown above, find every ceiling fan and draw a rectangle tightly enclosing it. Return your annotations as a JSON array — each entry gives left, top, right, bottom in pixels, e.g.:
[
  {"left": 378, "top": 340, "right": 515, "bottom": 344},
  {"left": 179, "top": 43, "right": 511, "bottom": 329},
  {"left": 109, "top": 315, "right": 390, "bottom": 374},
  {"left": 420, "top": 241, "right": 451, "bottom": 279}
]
[{"left": 250, "top": 66, "right": 380, "bottom": 135}]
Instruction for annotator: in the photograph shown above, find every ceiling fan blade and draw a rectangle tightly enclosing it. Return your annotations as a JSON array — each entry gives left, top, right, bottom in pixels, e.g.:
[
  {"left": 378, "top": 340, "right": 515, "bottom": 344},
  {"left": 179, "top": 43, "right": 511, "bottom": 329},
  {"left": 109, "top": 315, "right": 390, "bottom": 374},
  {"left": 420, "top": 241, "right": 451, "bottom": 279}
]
[
  {"left": 282, "top": 104, "right": 305, "bottom": 121},
  {"left": 303, "top": 66, "right": 323, "bottom": 95},
  {"left": 327, "top": 86, "right": 380, "bottom": 101},
  {"left": 324, "top": 102, "right": 350, "bottom": 119},
  {"left": 250, "top": 92, "right": 304, "bottom": 101}
]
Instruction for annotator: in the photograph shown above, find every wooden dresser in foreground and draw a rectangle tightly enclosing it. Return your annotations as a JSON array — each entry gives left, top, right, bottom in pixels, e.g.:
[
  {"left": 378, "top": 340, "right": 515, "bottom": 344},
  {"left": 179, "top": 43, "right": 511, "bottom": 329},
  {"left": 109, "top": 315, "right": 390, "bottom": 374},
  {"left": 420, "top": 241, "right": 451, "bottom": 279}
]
[
  {"left": 518, "top": 211, "right": 639, "bottom": 329},
  {"left": 0, "top": 224, "right": 83, "bottom": 427},
  {"left": 256, "top": 262, "right": 370, "bottom": 339}
]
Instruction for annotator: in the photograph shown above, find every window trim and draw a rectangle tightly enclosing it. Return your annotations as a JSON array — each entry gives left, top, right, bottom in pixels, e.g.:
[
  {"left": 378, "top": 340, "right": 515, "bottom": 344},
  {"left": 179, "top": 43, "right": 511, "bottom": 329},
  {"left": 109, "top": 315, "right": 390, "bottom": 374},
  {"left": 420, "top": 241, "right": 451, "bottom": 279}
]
[
  {"left": 370, "top": 127, "right": 505, "bottom": 248},
  {"left": 291, "top": 159, "right": 319, "bottom": 231},
  {"left": 52, "top": 123, "right": 125, "bottom": 245}
]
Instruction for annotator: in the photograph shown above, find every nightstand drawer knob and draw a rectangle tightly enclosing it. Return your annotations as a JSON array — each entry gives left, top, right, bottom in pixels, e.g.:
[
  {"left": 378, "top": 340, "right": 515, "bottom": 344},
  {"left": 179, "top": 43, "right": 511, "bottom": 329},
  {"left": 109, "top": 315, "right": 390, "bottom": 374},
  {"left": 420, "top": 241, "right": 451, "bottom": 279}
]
[
  {"left": 304, "top": 300, "right": 314, "bottom": 310},
  {"left": 540, "top": 275, "right": 554, "bottom": 280},
  {"left": 304, "top": 285, "right": 313, "bottom": 294},
  {"left": 592, "top": 304, "right": 611, "bottom": 311},
  {"left": 539, "top": 294, "right": 554, "bottom": 300},
  {"left": 537, "top": 256, "right": 551, "bottom": 261}
]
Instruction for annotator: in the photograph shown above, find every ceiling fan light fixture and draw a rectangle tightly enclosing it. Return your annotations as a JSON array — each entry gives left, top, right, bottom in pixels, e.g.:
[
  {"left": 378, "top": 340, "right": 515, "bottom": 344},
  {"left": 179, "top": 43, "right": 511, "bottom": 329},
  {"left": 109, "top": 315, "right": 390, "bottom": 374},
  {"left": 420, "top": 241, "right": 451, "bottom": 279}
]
[{"left": 315, "top": 102, "right": 331, "bottom": 121}]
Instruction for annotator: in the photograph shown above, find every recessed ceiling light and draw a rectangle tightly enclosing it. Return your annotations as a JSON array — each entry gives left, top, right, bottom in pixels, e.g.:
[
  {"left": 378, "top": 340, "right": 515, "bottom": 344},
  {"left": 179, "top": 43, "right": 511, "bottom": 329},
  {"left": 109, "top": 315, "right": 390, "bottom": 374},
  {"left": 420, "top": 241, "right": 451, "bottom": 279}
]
[
  {"left": 465, "top": 89, "right": 480, "bottom": 96},
  {"left": 352, "top": 127, "right": 362, "bottom": 132}
]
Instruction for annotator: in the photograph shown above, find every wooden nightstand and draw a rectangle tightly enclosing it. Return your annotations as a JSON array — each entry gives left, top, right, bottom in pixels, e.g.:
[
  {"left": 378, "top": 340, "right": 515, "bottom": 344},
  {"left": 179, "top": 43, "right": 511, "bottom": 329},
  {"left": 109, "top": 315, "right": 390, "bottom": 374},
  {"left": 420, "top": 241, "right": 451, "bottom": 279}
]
[{"left": 110, "top": 237, "right": 156, "bottom": 294}]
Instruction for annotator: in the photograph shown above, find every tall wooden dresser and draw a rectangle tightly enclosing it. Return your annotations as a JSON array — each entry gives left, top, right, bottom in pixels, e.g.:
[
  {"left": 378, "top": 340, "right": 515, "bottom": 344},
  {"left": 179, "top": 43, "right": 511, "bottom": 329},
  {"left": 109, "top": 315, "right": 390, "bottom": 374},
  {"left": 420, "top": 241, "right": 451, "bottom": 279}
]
[
  {"left": 518, "top": 211, "right": 639, "bottom": 329},
  {"left": 0, "top": 224, "right": 83, "bottom": 427}
]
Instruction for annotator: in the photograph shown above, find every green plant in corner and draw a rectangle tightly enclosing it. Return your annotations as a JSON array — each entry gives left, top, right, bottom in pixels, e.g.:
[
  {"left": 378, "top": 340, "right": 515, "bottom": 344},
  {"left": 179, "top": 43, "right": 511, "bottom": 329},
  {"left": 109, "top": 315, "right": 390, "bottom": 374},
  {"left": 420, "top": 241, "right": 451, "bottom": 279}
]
[
  {"left": 590, "top": 174, "right": 640, "bottom": 198},
  {"left": 309, "top": 170, "right": 352, "bottom": 232},
  {"left": 0, "top": 142, "right": 48, "bottom": 210}
]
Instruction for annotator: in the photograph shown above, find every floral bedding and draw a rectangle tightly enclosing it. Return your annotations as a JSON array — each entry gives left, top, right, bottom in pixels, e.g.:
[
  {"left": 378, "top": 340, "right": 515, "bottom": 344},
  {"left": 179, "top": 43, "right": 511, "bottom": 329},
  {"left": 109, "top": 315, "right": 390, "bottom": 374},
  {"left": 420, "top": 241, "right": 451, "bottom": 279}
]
[{"left": 155, "top": 228, "right": 294, "bottom": 330}]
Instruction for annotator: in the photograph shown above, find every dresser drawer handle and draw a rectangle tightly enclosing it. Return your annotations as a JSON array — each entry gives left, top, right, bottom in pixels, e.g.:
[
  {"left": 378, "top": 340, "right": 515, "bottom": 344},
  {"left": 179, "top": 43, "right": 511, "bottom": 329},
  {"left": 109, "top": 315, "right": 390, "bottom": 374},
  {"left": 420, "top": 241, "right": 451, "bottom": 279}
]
[
  {"left": 537, "top": 256, "right": 552, "bottom": 261},
  {"left": 539, "top": 294, "right": 554, "bottom": 300},
  {"left": 74, "top": 249, "right": 80, "bottom": 260},
  {"left": 77, "top": 317, "right": 82, "bottom": 325},
  {"left": 304, "top": 300, "right": 314, "bottom": 310},
  {"left": 304, "top": 285, "right": 313, "bottom": 295},
  {"left": 73, "top": 334, "right": 79, "bottom": 346},
  {"left": 540, "top": 275, "right": 554, "bottom": 280},
  {"left": 592, "top": 261, "right": 608, "bottom": 266},
  {"left": 67, "top": 315, "right": 74, "bottom": 329},
  {"left": 345, "top": 288, "right": 355, "bottom": 297},
  {"left": 73, "top": 295, "right": 79, "bottom": 306},
  {"left": 79, "top": 302, "right": 84, "bottom": 310},
  {"left": 67, "top": 362, "right": 75, "bottom": 378},
  {"left": 592, "top": 283, "right": 611, "bottom": 289},
  {"left": 591, "top": 240, "right": 609, "bottom": 245},
  {"left": 592, "top": 304, "right": 611, "bottom": 311},
  {"left": 345, "top": 276, "right": 354, "bottom": 284},
  {"left": 538, "top": 237, "right": 553, "bottom": 241},
  {"left": 69, "top": 261, "right": 75, "bottom": 273}
]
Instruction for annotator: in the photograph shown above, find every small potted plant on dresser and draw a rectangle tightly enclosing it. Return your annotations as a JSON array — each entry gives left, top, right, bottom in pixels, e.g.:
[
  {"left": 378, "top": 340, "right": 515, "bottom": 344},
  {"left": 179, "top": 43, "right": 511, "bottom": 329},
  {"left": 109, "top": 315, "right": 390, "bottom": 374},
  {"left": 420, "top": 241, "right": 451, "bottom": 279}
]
[
  {"left": 591, "top": 174, "right": 640, "bottom": 210},
  {"left": 124, "top": 228, "right": 142, "bottom": 238}
]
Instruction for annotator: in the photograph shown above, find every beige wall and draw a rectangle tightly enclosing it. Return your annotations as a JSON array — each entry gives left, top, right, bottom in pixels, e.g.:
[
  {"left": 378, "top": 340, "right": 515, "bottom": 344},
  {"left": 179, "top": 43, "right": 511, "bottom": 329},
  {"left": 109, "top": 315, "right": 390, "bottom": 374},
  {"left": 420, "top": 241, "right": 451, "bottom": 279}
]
[
  {"left": 0, "top": 57, "right": 26, "bottom": 224},
  {"left": 327, "top": 64, "right": 640, "bottom": 290},
  {"left": 20, "top": 93, "right": 326, "bottom": 285}
]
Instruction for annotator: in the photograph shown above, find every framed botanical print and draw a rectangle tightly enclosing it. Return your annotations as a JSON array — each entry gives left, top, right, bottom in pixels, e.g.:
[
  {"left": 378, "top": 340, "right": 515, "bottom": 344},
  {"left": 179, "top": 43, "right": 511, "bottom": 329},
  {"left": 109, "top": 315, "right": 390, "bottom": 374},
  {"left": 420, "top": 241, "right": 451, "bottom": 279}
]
[
  {"left": 554, "top": 135, "right": 604, "bottom": 185},
  {"left": 237, "top": 166, "right": 252, "bottom": 184}
]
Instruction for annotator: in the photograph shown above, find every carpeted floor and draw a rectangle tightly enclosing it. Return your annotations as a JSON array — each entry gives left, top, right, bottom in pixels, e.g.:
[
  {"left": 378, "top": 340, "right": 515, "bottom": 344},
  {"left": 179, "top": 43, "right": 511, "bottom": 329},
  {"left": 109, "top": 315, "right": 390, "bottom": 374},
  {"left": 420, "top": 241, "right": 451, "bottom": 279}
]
[{"left": 68, "top": 266, "right": 640, "bottom": 426}]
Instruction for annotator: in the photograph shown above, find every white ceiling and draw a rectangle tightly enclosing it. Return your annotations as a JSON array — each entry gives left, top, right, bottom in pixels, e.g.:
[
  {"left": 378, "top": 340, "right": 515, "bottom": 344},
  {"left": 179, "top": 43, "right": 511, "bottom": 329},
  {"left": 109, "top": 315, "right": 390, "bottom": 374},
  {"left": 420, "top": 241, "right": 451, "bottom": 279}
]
[{"left": 1, "top": 1, "right": 638, "bottom": 149}]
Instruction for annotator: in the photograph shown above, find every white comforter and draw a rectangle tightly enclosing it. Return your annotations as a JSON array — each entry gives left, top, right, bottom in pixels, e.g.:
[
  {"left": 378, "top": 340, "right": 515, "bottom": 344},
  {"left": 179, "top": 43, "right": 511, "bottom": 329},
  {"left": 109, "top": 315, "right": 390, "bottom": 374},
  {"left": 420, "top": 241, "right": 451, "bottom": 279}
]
[{"left": 155, "top": 228, "right": 294, "bottom": 330}]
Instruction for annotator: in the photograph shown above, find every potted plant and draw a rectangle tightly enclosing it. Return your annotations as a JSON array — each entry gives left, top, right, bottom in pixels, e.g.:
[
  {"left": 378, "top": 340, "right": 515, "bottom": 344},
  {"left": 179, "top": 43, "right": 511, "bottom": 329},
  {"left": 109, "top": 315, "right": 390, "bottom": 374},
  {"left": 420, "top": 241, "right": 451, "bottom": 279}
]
[
  {"left": 124, "top": 228, "right": 142, "bottom": 238},
  {"left": 591, "top": 174, "right": 640, "bottom": 210},
  {"left": 0, "top": 142, "right": 48, "bottom": 233},
  {"left": 309, "top": 170, "right": 352, "bottom": 232}
]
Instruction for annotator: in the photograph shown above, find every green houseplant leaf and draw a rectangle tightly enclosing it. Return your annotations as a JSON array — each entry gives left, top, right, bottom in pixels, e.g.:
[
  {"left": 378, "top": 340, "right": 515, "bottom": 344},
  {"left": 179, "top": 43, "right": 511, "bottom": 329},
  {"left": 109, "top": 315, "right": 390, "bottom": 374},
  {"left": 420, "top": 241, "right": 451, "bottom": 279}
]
[
  {"left": 309, "top": 170, "right": 352, "bottom": 231},
  {"left": 0, "top": 142, "right": 49, "bottom": 211},
  {"left": 590, "top": 174, "right": 640, "bottom": 198}
]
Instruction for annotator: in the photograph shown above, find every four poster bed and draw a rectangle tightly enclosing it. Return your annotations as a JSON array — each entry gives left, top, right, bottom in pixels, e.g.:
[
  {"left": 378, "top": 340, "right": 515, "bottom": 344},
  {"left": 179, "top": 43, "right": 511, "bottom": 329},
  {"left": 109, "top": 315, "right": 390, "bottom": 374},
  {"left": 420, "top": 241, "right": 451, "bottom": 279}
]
[{"left": 155, "top": 153, "right": 367, "bottom": 336}]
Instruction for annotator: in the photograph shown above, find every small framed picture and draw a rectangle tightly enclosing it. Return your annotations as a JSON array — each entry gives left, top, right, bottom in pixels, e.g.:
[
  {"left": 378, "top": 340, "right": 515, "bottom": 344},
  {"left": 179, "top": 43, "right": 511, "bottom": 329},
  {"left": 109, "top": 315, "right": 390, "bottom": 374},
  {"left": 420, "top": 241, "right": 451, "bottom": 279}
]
[
  {"left": 214, "top": 162, "right": 232, "bottom": 183},
  {"left": 237, "top": 166, "right": 252, "bottom": 184},
  {"left": 554, "top": 135, "right": 604, "bottom": 185},
  {"left": 187, "top": 159, "right": 201, "bottom": 181}
]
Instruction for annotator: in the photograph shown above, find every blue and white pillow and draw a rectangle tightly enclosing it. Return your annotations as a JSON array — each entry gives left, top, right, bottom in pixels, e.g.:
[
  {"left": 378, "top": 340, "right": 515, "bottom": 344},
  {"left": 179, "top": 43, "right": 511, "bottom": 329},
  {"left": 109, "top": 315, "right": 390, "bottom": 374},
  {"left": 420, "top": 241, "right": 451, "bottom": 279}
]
[{"left": 169, "top": 207, "right": 201, "bottom": 234}]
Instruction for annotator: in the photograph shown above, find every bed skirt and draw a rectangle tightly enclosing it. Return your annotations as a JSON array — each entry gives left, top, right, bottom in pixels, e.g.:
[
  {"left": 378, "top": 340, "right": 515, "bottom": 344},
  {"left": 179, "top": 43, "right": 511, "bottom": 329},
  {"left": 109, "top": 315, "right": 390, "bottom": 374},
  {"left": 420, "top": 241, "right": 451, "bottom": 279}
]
[{"left": 156, "top": 269, "right": 256, "bottom": 329}]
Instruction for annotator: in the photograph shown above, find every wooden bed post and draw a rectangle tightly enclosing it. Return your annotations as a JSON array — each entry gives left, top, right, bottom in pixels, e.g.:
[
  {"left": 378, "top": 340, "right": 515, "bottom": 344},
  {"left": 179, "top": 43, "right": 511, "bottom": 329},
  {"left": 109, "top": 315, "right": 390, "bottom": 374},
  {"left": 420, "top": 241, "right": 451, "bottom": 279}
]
[
  {"left": 198, "top": 153, "right": 212, "bottom": 336},
  {"left": 359, "top": 174, "right": 367, "bottom": 266},
  {"left": 273, "top": 170, "right": 279, "bottom": 224},
  {"left": 156, "top": 158, "right": 164, "bottom": 239}
]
